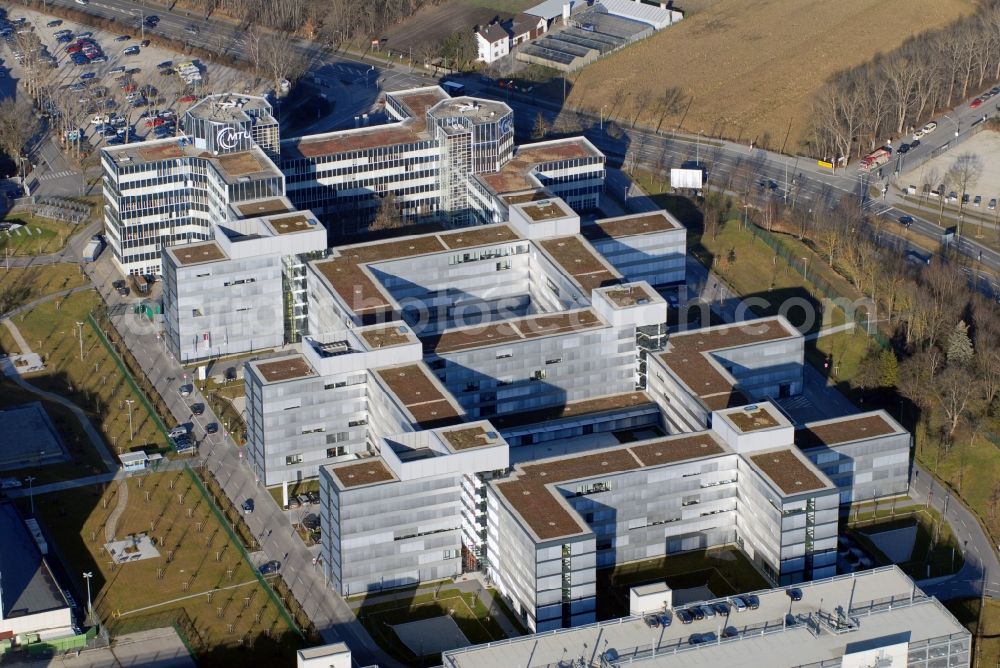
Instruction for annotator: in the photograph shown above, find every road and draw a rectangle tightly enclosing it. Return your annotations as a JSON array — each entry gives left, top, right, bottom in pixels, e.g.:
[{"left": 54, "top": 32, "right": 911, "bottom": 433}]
[{"left": 81, "top": 253, "right": 398, "bottom": 668}]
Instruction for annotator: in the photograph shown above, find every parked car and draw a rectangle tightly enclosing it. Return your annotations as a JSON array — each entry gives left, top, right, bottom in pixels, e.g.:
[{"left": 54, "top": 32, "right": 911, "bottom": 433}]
[
  {"left": 897, "top": 143, "right": 910, "bottom": 154},
  {"left": 922, "top": 121, "right": 938, "bottom": 134},
  {"left": 205, "top": 422, "right": 219, "bottom": 434},
  {"left": 989, "top": 198, "right": 997, "bottom": 210},
  {"left": 191, "top": 403, "right": 205, "bottom": 416},
  {"left": 241, "top": 498, "right": 254, "bottom": 514},
  {"left": 141, "top": 39, "right": 150, "bottom": 47},
  {"left": 786, "top": 588, "right": 803, "bottom": 602},
  {"left": 179, "top": 384, "right": 192, "bottom": 397},
  {"left": 259, "top": 560, "right": 281, "bottom": 575},
  {"left": 971, "top": 97, "right": 984, "bottom": 109},
  {"left": 80, "top": 71, "right": 96, "bottom": 80},
  {"left": 745, "top": 595, "right": 760, "bottom": 610},
  {"left": 47, "top": 19, "right": 63, "bottom": 27},
  {"left": 731, "top": 596, "right": 748, "bottom": 612},
  {"left": 306, "top": 490, "right": 320, "bottom": 505},
  {"left": 659, "top": 611, "right": 672, "bottom": 627},
  {"left": 56, "top": 33, "right": 73, "bottom": 43},
  {"left": 169, "top": 425, "right": 188, "bottom": 439},
  {"left": 115, "top": 35, "right": 130, "bottom": 42},
  {"left": 122, "top": 45, "right": 139, "bottom": 55},
  {"left": 974, "top": 195, "right": 982, "bottom": 207},
  {"left": 644, "top": 614, "right": 660, "bottom": 628},
  {"left": 909, "top": 139, "right": 921, "bottom": 150},
  {"left": 690, "top": 606, "right": 705, "bottom": 621},
  {"left": 178, "top": 94, "right": 197, "bottom": 103},
  {"left": 90, "top": 55, "right": 107, "bottom": 63},
  {"left": 676, "top": 609, "right": 694, "bottom": 624},
  {"left": 898, "top": 215, "right": 914, "bottom": 228},
  {"left": 713, "top": 602, "right": 730, "bottom": 616}
]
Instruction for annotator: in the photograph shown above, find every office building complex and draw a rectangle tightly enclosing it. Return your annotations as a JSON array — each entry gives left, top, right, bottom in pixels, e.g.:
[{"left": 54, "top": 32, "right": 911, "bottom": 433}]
[
  {"left": 162, "top": 206, "right": 326, "bottom": 362},
  {"left": 102, "top": 87, "right": 606, "bottom": 276},
  {"left": 442, "top": 566, "right": 971, "bottom": 668},
  {"left": 101, "top": 95, "right": 284, "bottom": 276}
]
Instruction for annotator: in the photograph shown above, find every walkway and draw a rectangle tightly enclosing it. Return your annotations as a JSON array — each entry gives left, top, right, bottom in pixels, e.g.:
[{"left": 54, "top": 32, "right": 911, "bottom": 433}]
[
  {"left": 804, "top": 321, "right": 856, "bottom": 341},
  {"left": 105, "top": 479, "right": 129, "bottom": 542},
  {"left": 3, "top": 471, "right": 119, "bottom": 497},
  {"left": 1, "top": 317, "right": 32, "bottom": 355}
]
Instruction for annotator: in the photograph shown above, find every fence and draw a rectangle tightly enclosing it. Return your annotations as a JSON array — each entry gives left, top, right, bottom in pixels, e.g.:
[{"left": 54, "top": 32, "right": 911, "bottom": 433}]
[
  {"left": 23, "top": 627, "right": 97, "bottom": 656},
  {"left": 10, "top": 196, "right": 91, "bottom": 225},
  {"left": 106, "top": 607, "right": 203, "bottom": 658},
  {"left": 745, "top": 224, "right": 891, "bottom": 350},
  {"left": 86, "top": 311, "right": 171, "bottom": 445},
  {"left": 185, "top": 466, "right": 303, "bottom": 640}
]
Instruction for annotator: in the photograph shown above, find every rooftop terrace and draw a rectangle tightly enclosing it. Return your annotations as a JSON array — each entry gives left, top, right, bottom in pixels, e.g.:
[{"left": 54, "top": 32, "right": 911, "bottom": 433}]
[
  {"left": 583, "top": 211, "right": 681, "bottom": 239},
  {"left": 601, "top": 283, "right": 657, "bottom": 308},
  {"left": 235, "top": 198, "right": 293, "bottom": 218},
  {"left": 441, "top": 425, "right": 501, "bottom": 452},
  {"left": 265, "top": 213, "right": 316, "bottom": 235},
  {"left": 360, "top": 325, "right": 414, "bottom": 349},
  {"left": 289, "top": 124, "right": 425, "bottom": 159}
]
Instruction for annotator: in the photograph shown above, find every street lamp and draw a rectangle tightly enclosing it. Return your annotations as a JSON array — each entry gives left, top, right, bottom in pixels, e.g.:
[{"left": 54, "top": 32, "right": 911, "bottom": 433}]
[
  {"left": 800, "top": 256, "right": 809, "bottom": 282},
  {"left": 25, "top": 476, "right": 36, "bottom": 515},
  {"left": 696, "top": 130, "right": 703, "bottom": 166},
  {"left": 75, "top": 321, "right": 85, "bottom": 361},
  {"left": 943, "top": 114, "right": 959, "bottom": 137},
  {"left": 600, "top": 104, "right": 608, "bottom": 131},
  {"left": 125, "top": 399, "right": 135, "bottom": 442},
  {"left": 83, "top": 571, "right": 94, "bottom": 621}
]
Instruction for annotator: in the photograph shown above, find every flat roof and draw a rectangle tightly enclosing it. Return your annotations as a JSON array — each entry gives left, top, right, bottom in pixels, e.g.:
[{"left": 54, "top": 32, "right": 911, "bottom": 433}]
[
  {"left": 389, "top": 87, "right": 450, "bottom": 132},
  {"left": 375, "top": 364, "right": 463, "bottom": 428},
  {"left": 105, "top": 139, "right": 281, "bottom": 184},
  {"left": 601, "top": 283, "right": 657, "bottom": 308},
  {"left": 0, "top": 503, "right": 68, "bottom": 618},
  {"left": 329, "top": 458, "right": 396, "bottom": 489},
  {"left": 290, "top": 124, "right": 425, "bottom": 159},
  {"left": 441, "top": 425, "right": 500, "bottom": 451},
  {"left": 479, "top": 138, "right": 601, "bottom": 194},
  {"left": 438, "top": 225, "right": 521, "bottom": 250},
  {"left": 519, "top": 198, "right": 572, "bottom": 222},
  {"left": 252, "top": 356, "right": 316, "bottom": 383},
  {"left": 442, "top": 567, "right": 966, "bottom": 668},
  {"left": 360, "top": 325, "right": 414, "bottom": 349},
  {"left": 539, "top": 236, "right": 620, "bottom": 293},
  {"left": 494, "top": 431, "right": 729, "bottom": 541},
  {"left": 168, "top": 241, "right": 227, "bottom": 266},
  {"left": 658, "top": 318, "right": 798, "bottom": 410},
  {"left": 214, "top": 151, "right": 266, "bottom": 178},
  {"left": 796, "top": 413, "right": 900, "bottom": 449},
  {"left": 235, "top": 198, "right": 293, "bottom": 217},
  {"left": 748, "top": 448, "right": 829, "bottom": 496},
  {"left": 726, "top": 405, "right": 781, "bottom": 432},
  {"left": 428, "top": 96, "right": 512, "bottom": 126},
  {"left": 583, "top": 210, "right": 682, "bottom": 239},
  {"left": 186, "top": 94, "right": 272, "bottom": 121},
  {"left": 425, "top": 309, "right": 604, "bottom": 355},
  {"left": 266, "top": 213, "right": 315, "bottom": 235},
  {"left": 313, "top": 256, "right": 391, "bottom": 315},
  {"left": 491, "top": 391, "right": 654, "bottom": 429}
]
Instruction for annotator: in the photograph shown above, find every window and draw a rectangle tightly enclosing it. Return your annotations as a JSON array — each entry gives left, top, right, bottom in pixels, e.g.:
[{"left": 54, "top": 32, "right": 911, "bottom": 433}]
[
  {"left": 191, "top": 308, "right": 203, "bottom": 317},
  {"left": 223, "top": 278, "right": 256, "bottom": 287},
  {"left": 326, "top": 446, "right": 347, "bottom": 458},
  {"left": 495, "top": 350, "right": 512, "bottom": 360},
  {"left": 545, "top": 357, "right": 562, "bottom": 365},
  {"left": 326, "top": 432, "right": 349, "bottom": 444},
  {"left": 301, "top": 426, "right": 325, "bottom": 434},
  {"left": 530, "top": 369, "right": 546, "bottom": 381},
  {"left": 348, "top": 418, "right": 367, "bottom": 427},
  {"left": 465, "top": 381, "right": 480, "bottom": 392},
  {"left": 285, "top": 454, "right": 303, "bottom": 465},
  {"left": 496, "top": 259, "right": 511, "bottom": 271}
]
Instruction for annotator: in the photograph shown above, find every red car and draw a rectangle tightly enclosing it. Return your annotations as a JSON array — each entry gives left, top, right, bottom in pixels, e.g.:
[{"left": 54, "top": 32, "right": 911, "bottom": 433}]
[
  {"left": 178, "top": 95, "right": 197, "bottom": 103},
  {"left": 144, "top": 117, "right": 165, "bottom": 127},
  {"left": 971, "top": 97, "right": 984, "bottom": 109},
  {"left": 66, "top": 44, "right": 83, "bottom": 53},
  {"left": 122, "top": 83, "right": 136, "bottom": 93}
]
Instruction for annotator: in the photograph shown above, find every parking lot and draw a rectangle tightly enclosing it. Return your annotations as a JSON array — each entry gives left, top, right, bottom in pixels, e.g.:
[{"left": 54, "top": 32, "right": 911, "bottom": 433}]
[
  {"left": 1, "top": 4, "right": 260, "bottom": 150},
  {"left": 901, "top": 129, "right": 1000, "bottom": 214}
]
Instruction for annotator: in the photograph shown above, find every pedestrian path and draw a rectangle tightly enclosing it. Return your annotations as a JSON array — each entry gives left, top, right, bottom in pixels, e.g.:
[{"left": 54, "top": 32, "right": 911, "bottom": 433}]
[
  {"left": 105, "top": 478, "right": 129, "bottom": 542},
  {"left": 39, "top": 169, "right": 78, "bottom": 181}
]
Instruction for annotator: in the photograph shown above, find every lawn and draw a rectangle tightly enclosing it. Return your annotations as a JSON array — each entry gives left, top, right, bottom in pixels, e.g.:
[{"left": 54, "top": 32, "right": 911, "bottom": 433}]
[
  {"left": 597, "top": 547, "right": 770, "bottom": 620},
  {"left": 1, "top": 213, "right": 82, "bottom": 256},
  {"left": 355, "top": 586, "right": 511, "bottom": 664},
  {"left": 9, "top": 291, "right": 168, "bottom": 480},
  {"left": 267, "top": 479, "right": 319, "bottom": 509},
  {"left": 945, "top": 597, "right": 1000, "bottom": 667},
  {"left": 0, "top": 264, "right": 90, "bottom": 316},
  {"left": 567, "top": 0, "right": 976, "bottom": 152},
  {"left": 31, "top": 471, "right": 301, "bottom": 667}
]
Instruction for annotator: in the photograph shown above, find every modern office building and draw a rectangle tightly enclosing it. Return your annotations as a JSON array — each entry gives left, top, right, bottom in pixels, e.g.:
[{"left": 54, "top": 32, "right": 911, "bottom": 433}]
[
  {"left": 226, "top": 195, "right": 912, "bottom": 610},
  {"left": 101, "top": 94, "right": 284, "bottom": 276},
  {"left": 442, "top": 566, "right": 971, "bottom": 668},
  {"left": 161, "top": 207, "right": 327, "bottom": 362}
]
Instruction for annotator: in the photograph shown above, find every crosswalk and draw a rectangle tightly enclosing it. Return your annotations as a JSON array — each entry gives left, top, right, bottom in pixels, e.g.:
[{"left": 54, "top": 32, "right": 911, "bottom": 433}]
[{"left": 40, "top": 170, "right": 78, "bottom": 181}]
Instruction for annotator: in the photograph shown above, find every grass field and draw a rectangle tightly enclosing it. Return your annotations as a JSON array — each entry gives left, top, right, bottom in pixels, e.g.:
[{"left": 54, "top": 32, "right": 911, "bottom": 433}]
[
  {"left": 32, "top": 472, "right": 300, "bottom": 666},
  {"left": 1, "top": 213, "right": 81, "bottom": 256},
  {"left": 597, "top": 547, "right": 769, "bottom": 620},
  {"left": 7, "top": 291, "right": 167, "bottom": 481},
  {"left": 567, "top": 0, "right": 975, "bottom": 152},
  {"left": 0, "top": 264, "right": 90, "bottom": 316},
  {"left": 356, "top": 587, "right": 510, "bottom": 663},
  {"left": 946, "top": 598, "right": 1000, "bottom": 667}
]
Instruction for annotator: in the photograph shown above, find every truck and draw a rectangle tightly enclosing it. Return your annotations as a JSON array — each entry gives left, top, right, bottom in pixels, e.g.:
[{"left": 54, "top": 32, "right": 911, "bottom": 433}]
[
  {"left": 442, "top": 81, "right": 465, "bottom": 96},
  {"left": 82, "top": 237, "right": 104, "bottom": 262},
  {"left": 858, "top": 146, "right": 892, "bottom": 172}
]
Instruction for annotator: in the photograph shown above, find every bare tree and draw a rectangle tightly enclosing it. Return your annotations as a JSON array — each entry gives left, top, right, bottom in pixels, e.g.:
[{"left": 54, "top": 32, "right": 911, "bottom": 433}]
[
  {"left": 945, "top": 153, "right": 984, "bottom": 224},
  {"left": 0, "top": 98, "right": 38, "bottom": 177},
  {"left": 370, "top": 193, "right": 403, "bottom": 232}
]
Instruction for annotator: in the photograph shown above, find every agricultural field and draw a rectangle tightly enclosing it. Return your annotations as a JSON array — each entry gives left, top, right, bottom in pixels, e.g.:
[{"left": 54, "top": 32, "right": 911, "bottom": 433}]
[{"left": 567, "top": 0, "right": 975, "bottom": 151}]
